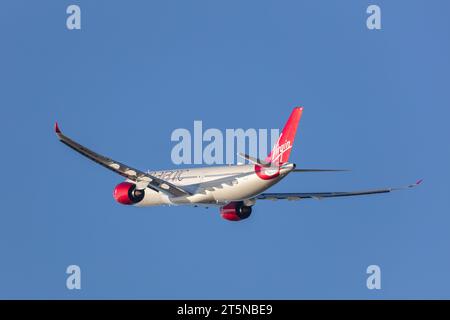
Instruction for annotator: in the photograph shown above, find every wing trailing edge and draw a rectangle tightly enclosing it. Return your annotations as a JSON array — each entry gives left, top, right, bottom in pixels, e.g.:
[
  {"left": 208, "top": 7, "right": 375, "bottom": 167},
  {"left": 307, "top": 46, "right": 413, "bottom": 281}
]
[{"left": 256, "top": 179, "right": 422, "bottom": 201}]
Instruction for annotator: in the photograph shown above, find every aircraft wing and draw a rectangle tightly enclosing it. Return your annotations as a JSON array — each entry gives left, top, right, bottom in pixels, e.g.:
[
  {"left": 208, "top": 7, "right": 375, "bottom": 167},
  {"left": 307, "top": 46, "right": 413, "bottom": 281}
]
[
  {"left": 54, "top": 122, "right": 191, "bottom": 197},
  {"left": 256, "top": 180, "right": 422, "bottom": 201}
]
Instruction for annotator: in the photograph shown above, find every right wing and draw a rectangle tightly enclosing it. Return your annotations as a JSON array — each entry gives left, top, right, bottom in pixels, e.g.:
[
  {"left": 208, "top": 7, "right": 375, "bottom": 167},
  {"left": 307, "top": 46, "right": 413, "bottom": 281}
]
[
  {"left": 256, "top": 180, "right": 422, "bottom": 201},
  {"left": 54, "top": 122, "right": 191, "bottom": 197}
]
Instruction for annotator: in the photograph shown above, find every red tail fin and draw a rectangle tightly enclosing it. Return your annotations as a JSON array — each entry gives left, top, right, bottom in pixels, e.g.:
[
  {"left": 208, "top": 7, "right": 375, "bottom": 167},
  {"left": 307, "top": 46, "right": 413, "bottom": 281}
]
[{"left": 266, "top": 107, "right": 303, "bottom": 165}]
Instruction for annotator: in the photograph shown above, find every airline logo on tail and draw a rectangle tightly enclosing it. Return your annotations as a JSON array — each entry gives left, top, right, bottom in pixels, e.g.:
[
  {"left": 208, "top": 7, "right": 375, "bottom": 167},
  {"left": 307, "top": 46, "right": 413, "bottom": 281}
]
[
  {"left": 269, "top": 133, "right": 292, "bottom": 165},
  {"left": 256, "top": 107, "right": 303, "bottom": 180},
  {"left": 266, "top": 106, "right": 303, "bottom": 165}
]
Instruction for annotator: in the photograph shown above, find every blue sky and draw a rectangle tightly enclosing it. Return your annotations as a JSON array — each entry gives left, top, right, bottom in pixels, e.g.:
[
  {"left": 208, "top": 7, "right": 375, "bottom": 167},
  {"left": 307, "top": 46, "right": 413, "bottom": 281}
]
[{"left": 0, "top": 0, "right": 449, "bottom": 299}]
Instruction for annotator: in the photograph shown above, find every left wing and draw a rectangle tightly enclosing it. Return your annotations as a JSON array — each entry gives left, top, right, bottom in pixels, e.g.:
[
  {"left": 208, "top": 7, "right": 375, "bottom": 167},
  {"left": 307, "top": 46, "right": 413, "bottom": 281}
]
[
  {"left": 256, "top": 180, "right": 422, "bottom": 201},
  {"left": 54, "top": 122, "right": 191, "bottom": 197},
  {"left": 238, "top": 153, "right": 271, "bottom": 167}
]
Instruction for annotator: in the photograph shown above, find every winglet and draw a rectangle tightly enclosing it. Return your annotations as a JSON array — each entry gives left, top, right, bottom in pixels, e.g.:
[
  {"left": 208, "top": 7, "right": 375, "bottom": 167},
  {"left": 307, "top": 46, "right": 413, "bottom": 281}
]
[
  {"left": 54, "top": 122, "right": 61, "bottom": 134},
  {"left": 390, "top": 179, "right": 423, "bottom": 191},
  {"left": 404, "top": 179, "right": 423, "bottom": 189}
]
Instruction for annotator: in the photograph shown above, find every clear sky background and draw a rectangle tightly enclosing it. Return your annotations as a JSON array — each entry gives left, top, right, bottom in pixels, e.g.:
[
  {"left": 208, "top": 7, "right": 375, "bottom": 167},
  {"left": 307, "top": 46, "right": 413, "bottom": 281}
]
[{"left": 0, "top": 0, "right": 449, "bottom": 299}]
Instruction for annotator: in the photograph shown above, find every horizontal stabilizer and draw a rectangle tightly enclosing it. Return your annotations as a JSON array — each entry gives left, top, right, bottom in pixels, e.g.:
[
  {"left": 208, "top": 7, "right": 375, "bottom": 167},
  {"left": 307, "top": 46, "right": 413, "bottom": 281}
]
[
  {"left": 238, "top": 153, "right": 271, "bottom": 167},
  {"left": 292, "top": 168, "right": 349, "bottom": 172}
]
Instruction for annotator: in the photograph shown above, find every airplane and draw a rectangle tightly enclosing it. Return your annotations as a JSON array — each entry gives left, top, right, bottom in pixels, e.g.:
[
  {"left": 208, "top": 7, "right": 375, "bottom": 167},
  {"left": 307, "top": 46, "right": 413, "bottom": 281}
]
[{"left": 55, "top": 107, "right": 421, "bottom": 221}]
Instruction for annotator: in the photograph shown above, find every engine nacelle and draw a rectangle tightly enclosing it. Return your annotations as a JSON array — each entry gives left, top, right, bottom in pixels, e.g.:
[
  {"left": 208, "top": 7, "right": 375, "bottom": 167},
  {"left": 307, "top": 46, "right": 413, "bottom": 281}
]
[
  {"left": 113, "top": 182, "right": 145, "bottom": 205},
  {"left": 220, "top": 201, "right": 252, "bottom": 221}
]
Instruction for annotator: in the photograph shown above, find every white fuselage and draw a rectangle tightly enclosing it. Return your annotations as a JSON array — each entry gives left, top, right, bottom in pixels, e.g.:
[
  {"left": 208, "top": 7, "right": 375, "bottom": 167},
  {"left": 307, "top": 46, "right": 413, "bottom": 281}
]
[{"left": 133, "top": 163, "right": 295, "bottom": 207}]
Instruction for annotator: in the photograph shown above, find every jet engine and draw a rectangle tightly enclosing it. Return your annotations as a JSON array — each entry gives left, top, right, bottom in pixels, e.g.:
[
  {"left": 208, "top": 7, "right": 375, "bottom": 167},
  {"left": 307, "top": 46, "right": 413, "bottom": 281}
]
[
  {"left": 113, "top": 182, "right": 145, "bottom": 205},
  {"left": 220, "top": 201, "right": 252, "bottom": 221}
]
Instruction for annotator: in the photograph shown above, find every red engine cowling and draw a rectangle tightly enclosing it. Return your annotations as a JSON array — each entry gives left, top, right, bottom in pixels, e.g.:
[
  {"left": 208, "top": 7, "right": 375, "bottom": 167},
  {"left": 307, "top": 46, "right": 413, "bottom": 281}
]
[
  {"left": 220, "top": 201, "right": 252, "bottom": 221},
  {"left": 113, "top": 182, "right": 145, "bottom": 205}
]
